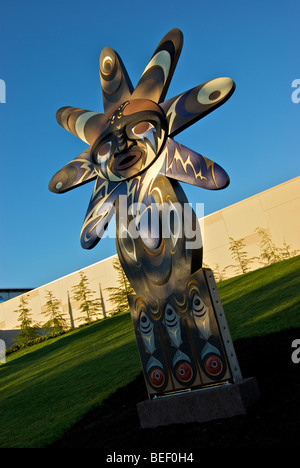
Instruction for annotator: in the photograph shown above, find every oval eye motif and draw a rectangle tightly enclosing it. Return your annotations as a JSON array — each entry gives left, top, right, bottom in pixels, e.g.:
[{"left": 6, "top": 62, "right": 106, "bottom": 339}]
[
  {"left": 204, "top": 355, "right": 223, "bottom": 376},
  {"left": 192, "top": 294, "right": 206, "bottom": 317},
  {"left": 149, "top": 368, "right": 165, "bottom": 388},
  {"left": 197, "top": 77, "right": 234, "bottom": 105},
  {"left": 132, "top": 121, "right": 154, "bottom": 138},
  {"left": 97, "top": 141, "right": 112, "bottom": 163},
  {"left": 175, "top": 362, "right": 193, "bottom": 383}
]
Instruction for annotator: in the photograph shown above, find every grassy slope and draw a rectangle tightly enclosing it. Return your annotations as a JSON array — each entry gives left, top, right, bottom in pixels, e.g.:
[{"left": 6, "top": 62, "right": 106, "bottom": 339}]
[
  {"left": 218, "top": 255, "right": 300, "bottom": 339},
  {"left": 0, "top": 256, "right": 299, "bottom": 448},
  {"left": 0, "top": 314, "right": 140, "bottom": 448}
]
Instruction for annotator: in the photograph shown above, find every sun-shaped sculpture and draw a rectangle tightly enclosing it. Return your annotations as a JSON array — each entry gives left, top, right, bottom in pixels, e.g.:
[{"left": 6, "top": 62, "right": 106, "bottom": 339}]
[
  {"left": 49, "top": 28, "right": 235, "bottom": 250},
  {"left": 49, "top": 28, "right": 242, "bottom": 399}
]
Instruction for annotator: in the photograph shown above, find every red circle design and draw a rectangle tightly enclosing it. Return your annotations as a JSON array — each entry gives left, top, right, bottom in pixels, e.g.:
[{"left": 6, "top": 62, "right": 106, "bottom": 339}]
[
  {"left": 149, "top": 368, "right": 165, "bottom": 387},
  {"left": 176, "top": 362, "right": 193, "bottom": 382},
  {"left": 204, "top": 355, "right": 223, "bottom": 375}
]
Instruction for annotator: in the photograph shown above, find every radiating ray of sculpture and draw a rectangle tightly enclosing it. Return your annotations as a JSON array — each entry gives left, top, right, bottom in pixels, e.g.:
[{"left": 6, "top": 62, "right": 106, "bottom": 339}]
[{"left": 49, "top": 28, "right": 242, "bottom": 396}]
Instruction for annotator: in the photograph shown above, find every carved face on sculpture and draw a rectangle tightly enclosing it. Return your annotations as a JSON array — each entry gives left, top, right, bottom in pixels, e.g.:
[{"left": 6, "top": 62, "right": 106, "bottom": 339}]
[{"left": 91, "top": 99, "right": 167, "bottom": 181}]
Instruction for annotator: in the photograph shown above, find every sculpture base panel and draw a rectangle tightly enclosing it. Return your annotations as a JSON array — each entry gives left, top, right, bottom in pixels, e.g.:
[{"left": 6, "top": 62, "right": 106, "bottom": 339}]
[{"left": 137, "top": 377, "right": 259, "bottom": 429}]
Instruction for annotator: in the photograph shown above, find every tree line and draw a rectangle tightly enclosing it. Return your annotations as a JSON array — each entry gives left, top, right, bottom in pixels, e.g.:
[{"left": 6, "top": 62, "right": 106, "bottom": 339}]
[
  {"left": 11, "top": 261, "right": 134, "bottom": 350},
  {"left": 10, "top": 227, "right": 299, "bottom": 350},
  {"left": 209, "top": 226, "right": 299, "bottom": 281}
]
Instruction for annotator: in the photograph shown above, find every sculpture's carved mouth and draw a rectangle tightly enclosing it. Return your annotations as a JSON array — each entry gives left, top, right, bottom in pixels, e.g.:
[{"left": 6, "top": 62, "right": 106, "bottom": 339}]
[{"left": 114, "top": 150, "right": 142, "bottom": 170}]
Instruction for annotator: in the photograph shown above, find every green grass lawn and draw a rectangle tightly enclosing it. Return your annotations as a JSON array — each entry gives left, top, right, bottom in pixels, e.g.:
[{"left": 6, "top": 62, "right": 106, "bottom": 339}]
[
  {"left": 0, "top": 314, "right": 140, "bottom": 448},
  {"left": 218, "top": 255, "right": 300, "bottom": 339},
  {"left": 0, "top": 256, "right": 299, "bottom": 448}
]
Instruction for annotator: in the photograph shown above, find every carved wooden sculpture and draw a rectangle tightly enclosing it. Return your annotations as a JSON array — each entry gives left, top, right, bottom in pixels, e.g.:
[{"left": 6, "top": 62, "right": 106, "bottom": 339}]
[{"left": 49, "top": 28, "right": 242, "bottom": 397}]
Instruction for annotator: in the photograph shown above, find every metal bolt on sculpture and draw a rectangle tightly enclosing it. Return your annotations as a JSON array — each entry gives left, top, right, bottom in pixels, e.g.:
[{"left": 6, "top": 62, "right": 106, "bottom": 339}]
[{"left": 49, "top": 29, "right": 255, "bottom": 417}]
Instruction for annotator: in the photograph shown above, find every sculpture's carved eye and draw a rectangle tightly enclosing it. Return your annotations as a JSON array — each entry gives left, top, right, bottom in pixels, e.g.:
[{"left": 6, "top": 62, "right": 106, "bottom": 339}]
[
  {"left": 132, "top": 121, "right": 155, "bottom": 139},
  {"left": 97, "top": 141, "right": 112, "bottom": 163},
  {"left": 149, "top": 368, "right": 165, "bottom": 388},
  {"left": 204, "top": 355, "right": 223, "bottom": 376},
  {"left": 175, "top": 362, "right": 193, "bottom": 383}
]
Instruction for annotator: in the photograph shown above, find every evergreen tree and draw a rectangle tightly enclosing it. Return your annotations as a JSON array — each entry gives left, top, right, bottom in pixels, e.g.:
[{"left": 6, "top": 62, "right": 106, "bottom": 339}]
[
  {"left": 279, "top": 240, "right": 299, "bottom": 260},
  {"left": 255, "top": 227, "right": 282, "bottom": 265},
  {"left": 202, "top": 262, "right": 227, "bottom": 282},
  {"left": 72, "top": 272, "right": 101, "bottom": 324},
  {"left": 212, "top": 263, "right": 227, "bottom": 282},
  {"left": 256, "top": 227, "right": 299, "bottom": 264},
  {"left": 14, "top": 296, "right": 39, "bottom": 346},
  {"left": 106, "top": 258, "right": 134, "bottom": 315},
  {"left": 41, "top": 290, "right": 68, "bottom": 336},
  {"left": 227, "top": 236, "right": 255, "bottom": 275}
]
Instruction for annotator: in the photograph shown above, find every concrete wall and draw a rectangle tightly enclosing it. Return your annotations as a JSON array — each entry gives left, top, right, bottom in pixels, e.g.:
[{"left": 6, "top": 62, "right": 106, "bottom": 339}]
[
  {"left": 1, "top": 176, "right": 299, "bottom": 348},
  {"left": 202, "top": 176, "right": 300, "bottom": 280}
]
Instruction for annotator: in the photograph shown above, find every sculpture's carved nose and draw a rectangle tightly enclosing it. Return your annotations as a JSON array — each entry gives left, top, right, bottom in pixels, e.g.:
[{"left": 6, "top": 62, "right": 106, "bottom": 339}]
[{"left": 115, "top": 126, "right": 127, "bottom": 152}]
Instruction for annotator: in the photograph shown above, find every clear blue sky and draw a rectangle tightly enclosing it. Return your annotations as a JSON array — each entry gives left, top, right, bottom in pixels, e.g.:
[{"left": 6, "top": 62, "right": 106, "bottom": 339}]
[{"left": 0, "top": 0, "right": 299, "bottom": 289}]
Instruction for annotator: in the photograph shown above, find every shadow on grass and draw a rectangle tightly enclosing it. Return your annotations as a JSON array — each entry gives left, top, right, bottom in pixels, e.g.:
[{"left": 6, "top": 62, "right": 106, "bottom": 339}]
[
  {"left": 0, "top": 339, "right": 141, "bottom": 448},
  {"left": 49, "top": 327, "right": 300, "bottom": 450}
]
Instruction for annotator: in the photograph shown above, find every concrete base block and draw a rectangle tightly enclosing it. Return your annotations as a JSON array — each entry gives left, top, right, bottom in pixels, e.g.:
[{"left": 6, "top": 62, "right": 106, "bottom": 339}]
[{"left": 137, "top": 377, "right": 259, "bottom": 429}]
